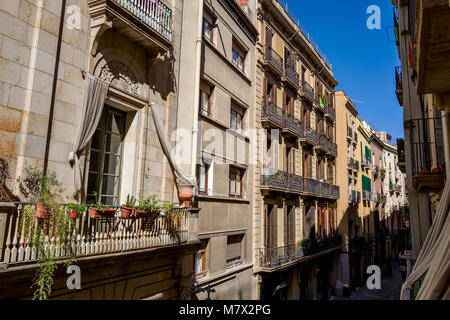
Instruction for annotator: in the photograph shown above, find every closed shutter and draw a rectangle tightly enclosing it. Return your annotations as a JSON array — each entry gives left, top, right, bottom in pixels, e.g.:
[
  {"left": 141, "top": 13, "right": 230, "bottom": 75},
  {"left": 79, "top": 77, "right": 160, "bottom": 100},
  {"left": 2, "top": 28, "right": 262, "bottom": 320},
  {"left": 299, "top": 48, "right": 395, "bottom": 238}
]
[
  {"left": 284, "top": 206, "right": 288, "bottom": 246},
  {"left": 283, "top": 91, "right": 287, "bottom": 111},
  {"left": 270, "top": 205, "right": 278, "bottom": 248},
  {"left": 289, "top": 206, "right": 296, "bottom": 245},
  {"left": 263, "top": 77, "right": 268, "bottom": 102},
  {"left": 227, "top": 235, "right": 242, "bottom": 261}
]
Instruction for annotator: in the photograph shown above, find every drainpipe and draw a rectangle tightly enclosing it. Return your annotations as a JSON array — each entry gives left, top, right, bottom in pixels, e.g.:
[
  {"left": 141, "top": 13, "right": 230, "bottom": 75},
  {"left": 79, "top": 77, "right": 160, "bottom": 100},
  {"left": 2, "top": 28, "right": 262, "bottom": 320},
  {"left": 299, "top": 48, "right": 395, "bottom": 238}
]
[
  {"left": 441, "top": 111, "right": 450, "bottom": 181},
  {"left": 43, "top": 0, "right": 67, "bottom": 174},
  {"left": 190, "top": 0, "right": 204, "bottom": 177}
]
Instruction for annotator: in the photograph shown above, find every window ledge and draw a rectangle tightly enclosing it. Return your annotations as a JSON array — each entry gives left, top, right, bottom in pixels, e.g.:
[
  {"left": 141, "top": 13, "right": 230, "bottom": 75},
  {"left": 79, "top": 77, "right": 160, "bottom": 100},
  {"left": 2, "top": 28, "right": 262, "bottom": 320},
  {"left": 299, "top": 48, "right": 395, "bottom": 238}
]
[{"left": 197, "top": 195, "right": 250, "bottom": 204}]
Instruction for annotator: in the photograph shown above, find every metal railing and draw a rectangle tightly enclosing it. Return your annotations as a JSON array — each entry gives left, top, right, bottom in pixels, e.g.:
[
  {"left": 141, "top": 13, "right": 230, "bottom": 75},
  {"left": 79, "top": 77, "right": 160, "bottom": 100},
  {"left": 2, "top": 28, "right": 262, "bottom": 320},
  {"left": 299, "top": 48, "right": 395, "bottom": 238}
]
[
  {"left": 284, "top": 64, "right": 299, "bottom": 87},
  {"left": 262, "top": 100, "right": 286, "bottom": 128},
  {"left": 347, "top": 157, "right": 359, "bottom": 172},
  {"left": 0, "top": 203, "right": 190, "bottom": 265},
  {"left": 113, "top": 0, "right": 173, "bottom": 42},
  {"left": 258, "top": 235, "right": 341, "bottom": 268},
  {"left": 285, "top": 113, "right": 302, "bottom": 136},
  {"left": 326, "top": 104, "right": 336, "bottom": 120},
  {"left": 265, "top": 46, "right": 283, "bottom": 74},
  {"left": 318, "top": 134, "right": 330, "bottom": 152},
  {"left": 328, "top": 141, "right": 338, "bottom": 157},
  {"left": 406, "top": 117, "right": 445, "bottom": 177},
  {"left": 261, "top": 170, "right": 288, "bottom": 189},
  {"left": 302, "top": 81, "right": 315, "bottom": 101},
  {"left": 348, "top": 190, "right": 361, "bottom": 203},
  {"left": 300, "top": 125, "right": 318, "bottom": 144}
]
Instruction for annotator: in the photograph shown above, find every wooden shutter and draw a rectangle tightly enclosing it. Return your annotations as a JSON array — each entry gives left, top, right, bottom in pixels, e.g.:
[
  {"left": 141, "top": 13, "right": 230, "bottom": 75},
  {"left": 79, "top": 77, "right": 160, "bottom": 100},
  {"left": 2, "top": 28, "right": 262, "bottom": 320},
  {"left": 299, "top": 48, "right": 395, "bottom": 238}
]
[
  {"left": 264, "top": 204, "right": 269, "bottom": 247},
  {"left": 227, "top": 235, "right": 242, "bottom": 261},
  {"left": 289, "top": 206, "right": 296, "bottom": 245},
  {"left": 273, "top": 84, "right": 277, "bottom": 106},
  {"left": 270, "top": 205, "right": 278, "bottom": 248},
  {"left": 284, "top": 206, "right": 288, "bottom": 246},
  {"left": 283, "top": 91, "right": 287, "bottom": 111},
  {"left": 264, "top": 77, "right": 268, "bottom": 102}
]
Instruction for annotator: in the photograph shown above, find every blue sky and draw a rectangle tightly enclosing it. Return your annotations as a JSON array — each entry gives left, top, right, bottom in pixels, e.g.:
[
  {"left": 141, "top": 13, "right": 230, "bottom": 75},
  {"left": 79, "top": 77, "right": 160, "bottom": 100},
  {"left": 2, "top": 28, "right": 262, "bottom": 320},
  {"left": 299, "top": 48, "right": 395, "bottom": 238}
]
[{"left": 284, "top": 0, "right": 403, "bottom": 139}]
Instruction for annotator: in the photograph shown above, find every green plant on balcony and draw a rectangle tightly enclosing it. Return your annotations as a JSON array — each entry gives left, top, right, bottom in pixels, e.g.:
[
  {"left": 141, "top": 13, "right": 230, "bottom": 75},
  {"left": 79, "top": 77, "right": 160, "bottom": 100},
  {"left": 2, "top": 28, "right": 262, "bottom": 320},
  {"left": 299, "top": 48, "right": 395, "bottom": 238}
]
[{"left": 380, "top": 167, "right": 386, "bottom": 176}]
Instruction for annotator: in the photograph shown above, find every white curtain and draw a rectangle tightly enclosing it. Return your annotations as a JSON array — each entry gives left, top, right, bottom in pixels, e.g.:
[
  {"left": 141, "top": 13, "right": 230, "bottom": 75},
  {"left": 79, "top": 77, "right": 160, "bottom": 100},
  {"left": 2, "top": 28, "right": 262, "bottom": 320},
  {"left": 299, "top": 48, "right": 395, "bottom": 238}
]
[
  {"left": 401, "top": 180, "right": 450, "bottom": 299},
  {"left": 69, "top": 74, "right": 109, "bottom": 194}
]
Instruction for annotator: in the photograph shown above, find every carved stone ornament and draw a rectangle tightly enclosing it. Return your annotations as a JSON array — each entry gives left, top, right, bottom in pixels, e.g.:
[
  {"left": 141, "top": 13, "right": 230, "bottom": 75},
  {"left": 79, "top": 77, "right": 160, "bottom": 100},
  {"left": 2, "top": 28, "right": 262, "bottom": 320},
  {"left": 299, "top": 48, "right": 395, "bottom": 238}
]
[{"left": 99, "top": 61, "right": 143, "bottom": 97}]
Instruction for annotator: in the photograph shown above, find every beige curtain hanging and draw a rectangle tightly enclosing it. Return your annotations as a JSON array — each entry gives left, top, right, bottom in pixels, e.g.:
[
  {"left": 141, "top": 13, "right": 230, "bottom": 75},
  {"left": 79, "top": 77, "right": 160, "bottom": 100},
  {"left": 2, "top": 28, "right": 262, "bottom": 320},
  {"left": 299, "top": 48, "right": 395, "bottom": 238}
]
[
  {"left": 69, "top": 74, "right": 109, "bottom": 194},
  {"left": 401, "top": 180, "right": 450, "bottom": 299}
]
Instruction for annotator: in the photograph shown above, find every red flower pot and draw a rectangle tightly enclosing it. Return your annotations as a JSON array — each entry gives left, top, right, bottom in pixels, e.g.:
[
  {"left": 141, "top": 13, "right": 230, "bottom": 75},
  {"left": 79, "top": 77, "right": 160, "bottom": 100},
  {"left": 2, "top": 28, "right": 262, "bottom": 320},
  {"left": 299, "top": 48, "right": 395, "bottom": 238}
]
[
  {"left": 35, "top": 204, "right": 48, "bottom": 219},
  {"left": 178, "top": 184, "right": 194, "bottom": 207},
  {"left": 89, "top": 207, "right": 116, "bottom": 218},
  {"left": 134, "top": 210, "right": 159, "bottom": 219},
  {"left": 69, "top": 209, "right": 78, "bottom": 219},
  {"left": 121, "top": 206, "right": 135, "bottom": 218}
]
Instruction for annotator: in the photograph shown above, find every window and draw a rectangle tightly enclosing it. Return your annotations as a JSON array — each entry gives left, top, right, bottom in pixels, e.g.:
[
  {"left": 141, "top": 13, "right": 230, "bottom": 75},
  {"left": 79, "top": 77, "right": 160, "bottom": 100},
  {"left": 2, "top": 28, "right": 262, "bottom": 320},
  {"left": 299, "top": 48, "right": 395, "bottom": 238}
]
[
  {"left": 195, "top": 240, "right": 208, "bottom": 277},
  {"left": 232, "top": 41, "right": 246, "bottom": 73},
  {"left": 197, "top": 161, "right": 211, "bottom": 195},
  {"left": 226, "top": 234, "right": 243, "bottom": 266},
  {"left": 87, "top": 106, "right": 125, "bottom": 206},
  {"left": 203, "top": 11, "right": 214, "bottom": 42},
  {"left": 230, "top": 105, "right": 243, "bottom": 133},
  {"left": 200, "top": 80, "right": 212, "bottom": 116},
  {"left": 229, "top": 166, "right": 244, "bottom": 197}
]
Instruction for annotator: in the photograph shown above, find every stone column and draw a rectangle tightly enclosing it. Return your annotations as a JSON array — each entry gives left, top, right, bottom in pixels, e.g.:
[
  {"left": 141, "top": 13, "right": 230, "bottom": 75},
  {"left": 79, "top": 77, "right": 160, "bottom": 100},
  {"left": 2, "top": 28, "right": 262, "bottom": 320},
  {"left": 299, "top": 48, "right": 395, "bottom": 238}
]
[{"left": 187, "top": 208, "right": 200, "bottom": 244}]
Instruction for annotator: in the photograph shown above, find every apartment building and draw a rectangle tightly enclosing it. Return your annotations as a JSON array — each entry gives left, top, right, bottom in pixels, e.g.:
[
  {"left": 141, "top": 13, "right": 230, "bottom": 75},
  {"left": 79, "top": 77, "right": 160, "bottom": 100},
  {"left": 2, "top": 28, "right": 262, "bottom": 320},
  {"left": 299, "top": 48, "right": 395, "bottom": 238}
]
[
  {"left": 176, "top": 0, "right": 258, "bottom": 300},
  {"left": 0, "top": 0, "right": 202, "bottom": 299},
  {"left": 253, "top": 0, "right": 341, "bottom": 300},
  {"left": 393, "top": 0, "right": 450, "bottom": 300}
]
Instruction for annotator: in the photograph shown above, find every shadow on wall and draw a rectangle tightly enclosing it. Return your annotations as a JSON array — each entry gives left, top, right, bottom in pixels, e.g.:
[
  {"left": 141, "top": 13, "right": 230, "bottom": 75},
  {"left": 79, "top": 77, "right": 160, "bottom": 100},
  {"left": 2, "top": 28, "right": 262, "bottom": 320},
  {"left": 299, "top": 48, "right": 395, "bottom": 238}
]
[
  {"left": 0, "top": 158, "right": 17, "bottom": 202},
  {"left": 148, "top": 48, "right": 177, "bottom": 101}
]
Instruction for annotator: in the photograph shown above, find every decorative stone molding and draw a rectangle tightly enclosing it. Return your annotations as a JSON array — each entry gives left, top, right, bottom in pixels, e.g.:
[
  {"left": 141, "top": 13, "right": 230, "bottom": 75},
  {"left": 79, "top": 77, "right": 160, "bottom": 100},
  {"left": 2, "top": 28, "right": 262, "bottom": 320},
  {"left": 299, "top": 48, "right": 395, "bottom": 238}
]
[{"left": 99, "top": 60, "right": 144, "bottom": 97}]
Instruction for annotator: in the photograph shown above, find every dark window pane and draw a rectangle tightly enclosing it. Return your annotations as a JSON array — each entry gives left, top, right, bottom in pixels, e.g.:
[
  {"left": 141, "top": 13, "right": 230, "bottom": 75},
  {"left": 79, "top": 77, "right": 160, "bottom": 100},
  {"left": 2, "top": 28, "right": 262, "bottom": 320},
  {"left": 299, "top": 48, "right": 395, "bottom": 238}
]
[
  {"left": 105, "top": 133, "right": 121, "bottom": 154},
  {"left": 103, "top": 154, "right": 120, "bottom": 175},
  {"left": 87, "top": 173, "right": 98, "bottom": 196},
  {"left": 101, "top": 196, "right": 115, "bottom": 206},
  {"left": 89, "top": 150, "right": 100, "bottom": 172},
  {"left": 91, "top": 130, "right": 103, "bottom": 150},
  {"left": 107, "top": 112, "right": 123, "bottom": 135},
  {"left": 102, "top": 175, "right": 119, "bottom": 197}
]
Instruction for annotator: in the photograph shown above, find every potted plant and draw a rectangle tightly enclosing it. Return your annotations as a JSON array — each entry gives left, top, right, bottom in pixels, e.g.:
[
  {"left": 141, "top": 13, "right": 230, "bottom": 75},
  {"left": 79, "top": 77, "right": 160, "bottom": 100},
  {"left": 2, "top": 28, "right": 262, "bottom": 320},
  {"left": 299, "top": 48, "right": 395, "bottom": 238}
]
[
  {"left": 88, "top": 192, "right": 116, "bottom": 218},
  {"left": 135, "top": 194, "right": 160, "bottom": 218},
  {"left": 121, "top": 195, "right": 137, "bottom": 218},
  {"left": 66, "top": 203, "right": 87, "bottom": 219},
  {"left": 17, "top": 166, "right": 62, "bottom": 219}
]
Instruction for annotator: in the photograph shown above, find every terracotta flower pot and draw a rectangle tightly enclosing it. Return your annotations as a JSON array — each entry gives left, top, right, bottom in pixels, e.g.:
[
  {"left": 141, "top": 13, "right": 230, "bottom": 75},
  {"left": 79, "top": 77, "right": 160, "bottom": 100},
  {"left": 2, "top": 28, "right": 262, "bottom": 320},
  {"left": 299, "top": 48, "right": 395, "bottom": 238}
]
[
  {"left": 121, "top": 206, "right": 135, "bottom": 219},
  {"left": 35, "top": 204, "right": 48, "bottom": 219},
  {"left": 178, "top": 184, "right": 194, "bottom": 207},
  {"left": 69, "top": 209, "right": 78, "bottom": 219},
  {"left": 134, "top": 210, "right": 159, "bottom": 219},
  {"left": 89, "top": 207, "right": 116, "bottom": 218}
]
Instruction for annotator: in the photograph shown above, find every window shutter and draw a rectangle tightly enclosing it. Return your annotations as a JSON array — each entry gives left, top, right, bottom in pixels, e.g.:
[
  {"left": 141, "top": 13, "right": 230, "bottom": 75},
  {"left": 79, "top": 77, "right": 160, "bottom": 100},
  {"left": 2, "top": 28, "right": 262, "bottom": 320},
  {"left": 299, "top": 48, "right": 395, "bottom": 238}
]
[
  {"left": 227, "top": 235, "right": 242, "bottom": 261},
  {"left": 283, "top": 91, "right": 287, "bottom": 111},
  {"left": 289, "top": 206, "right": 296, "bottom": 245},
  {"left": 266, "top": 28, "right": 273, "bottom": 49},
  {"left": 270, "top": 205, "right": 278, "bottom": 248},
  {"left": 264, "top": 77, "right": 268, "bottom": 102},
  {"left": 284, "top": 206, "right": 288, "bottom": 245}
]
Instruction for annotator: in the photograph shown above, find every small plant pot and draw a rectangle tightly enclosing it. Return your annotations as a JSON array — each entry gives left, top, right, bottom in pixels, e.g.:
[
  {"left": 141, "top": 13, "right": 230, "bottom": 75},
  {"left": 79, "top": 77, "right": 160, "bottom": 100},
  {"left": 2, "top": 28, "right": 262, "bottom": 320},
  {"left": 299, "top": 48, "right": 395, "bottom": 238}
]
[
  {"left": 178, "top": 184, "right": 194, "bottom": 207},
  {"left": 89, "top": 207, "right": 116, "bottom": 218},
  {"left": 35, "top": 204, "right": 49, "bottom": 219},
  {"left": 69, "top": 209, "right": 79, "bottom": 219},
  {"left": 134, "top": 210, "right": 159, "bottom": 219},
  {"left": 121, "top": 206, "right": 135, "bottom": 219}
]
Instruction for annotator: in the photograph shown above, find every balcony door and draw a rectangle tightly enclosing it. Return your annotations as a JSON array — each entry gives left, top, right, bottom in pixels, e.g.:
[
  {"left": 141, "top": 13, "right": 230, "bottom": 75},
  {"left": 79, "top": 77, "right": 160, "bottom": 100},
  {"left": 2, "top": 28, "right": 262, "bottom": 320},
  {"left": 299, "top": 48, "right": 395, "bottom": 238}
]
[
  {"left": 87, "top": 106, "right": 125, "bottom": 206},
  {"left": 285, "top": 206, "right": 296, "bottom": 246},
  {"left": 265, "top": 204, "right": 278, "bottom": 249},
  {"left": 302, "top": 104, "right": 311, "bottom": 129}
]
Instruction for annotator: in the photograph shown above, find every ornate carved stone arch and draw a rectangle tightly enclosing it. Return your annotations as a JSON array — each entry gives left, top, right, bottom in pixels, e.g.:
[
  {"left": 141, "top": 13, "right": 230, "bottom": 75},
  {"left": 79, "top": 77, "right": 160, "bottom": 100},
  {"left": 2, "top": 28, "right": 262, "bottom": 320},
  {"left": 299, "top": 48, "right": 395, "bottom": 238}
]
[{"left": 92, "top": 54, "right": 148, "bottom": 99}]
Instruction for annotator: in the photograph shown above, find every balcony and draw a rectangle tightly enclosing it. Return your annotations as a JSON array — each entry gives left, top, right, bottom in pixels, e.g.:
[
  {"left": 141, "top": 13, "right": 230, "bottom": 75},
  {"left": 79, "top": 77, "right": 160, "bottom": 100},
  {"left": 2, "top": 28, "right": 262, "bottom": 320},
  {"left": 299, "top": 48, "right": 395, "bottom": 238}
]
[
  {"left": 284, "top": 113, "right": 302, "bottom": 138},
  {"left": 299, "top": 126, "right": 318, "bottom": 146},
  {"left": 262, "top": 100, "right": 286, "bottom": 129},
  {"left": 372, "top": 165, "right": 379, "bottom": 177},
  {"left": 265, "top": 46, "right": 284, "bottom": 76},
  {"left": 288, "top": 173, "right": 304, "bottom": 193},
  {"left": 395, "top": 66, "right": 403, "bottom": 106},
  {"left": 325, "top": 104, "right": 336, "bottom": 121},
  {"left": 406, "top": 117, "right": 446, "bottom": 192},
  {"left": 362, "top": 190, "right": 372, "bottom": 202},
  {"left": 301, "top": 81, "right": 315, "bottom": 102},
  {"left": 0, "top": 203, "right": 195, "bottom": 266},
  {"left": 88, "top": 0, "right": 173, "bottom": 53},
  {"left": 397, "top": 138, "right": 406, "bottom": 173},
  {"left": 414, "top": 0, "right": 450, "bottom": 95},
  {"left": 257, "top": 236, "right": 342, "bottom": 270},
  {"left": 315, "top": 134, "right": 330, "bottom": 153},
  {"left": 348, "top": 190, "right": 361, "bottom": 204},
  {"left": 284, "top": 64, "right": 300, "bottom": 89},
  {"left": 347, "top": 157, "right": 359, "bottom": 172},
  {"left": 328, "top": 140, "right": 338, "bottom": 158},
  {"left": 261, "top": 170, "right": 288, "bottom": 191}
]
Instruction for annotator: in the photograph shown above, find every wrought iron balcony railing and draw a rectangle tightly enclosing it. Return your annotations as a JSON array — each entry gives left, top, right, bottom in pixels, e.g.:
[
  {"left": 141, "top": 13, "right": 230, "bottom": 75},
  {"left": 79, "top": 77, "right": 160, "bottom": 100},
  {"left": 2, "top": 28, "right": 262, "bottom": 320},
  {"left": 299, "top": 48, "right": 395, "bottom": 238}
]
[
  {"left": 348, "top": 190, "right": 361, "bottom": 203},
  {"left": 258, "top": 236, "right": 342, "bottom": 269},
  {"left": 328, "top": 140, "right": 338, "bottom": 157},
  {"left": 302, "top": 81, "right": 315, "bottom": 101},
  {"left": 285, "top": 113, "right": 302, "bottom": 137},
  {"left": 317, "top": 134, "right": 330, "bottom": 153},
  {"left": 113, "top": 0, "right": 173, "bottom": 42},
  {"left": 288, "top": 173, "right": 304, "bottom": 192},
  {"left": 262, "top": 100, "right": 286, "bottom": 128},
  {"left": 0, "top": 203, "right": 192, "bottom": 265},
  {"left": 326, "top": 104, "right": 336, "bottom": 120},
  {"left": 261, "top": 170, "right": 288, "bottom": 190},
  {"left": 284, "top": 64, "right": 299, "bottom": 88},
  {"left": 265, "top": 46, "right": 283, "bottom": 75},
  {"left": 347, "top": 157, "right": 359, "bottom": 172},
  {"left": 304, "top": 178, "right": 321, "bottom": 195},
  {"left": 300, "top": 125, "right": 318, "bottom": 145}
]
